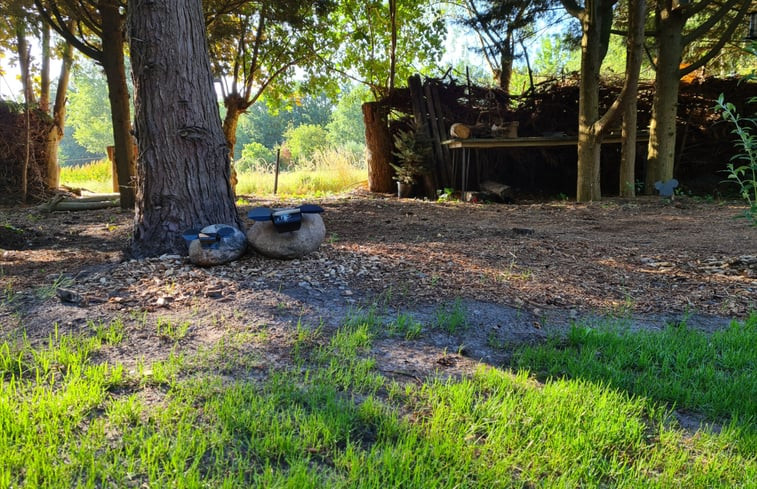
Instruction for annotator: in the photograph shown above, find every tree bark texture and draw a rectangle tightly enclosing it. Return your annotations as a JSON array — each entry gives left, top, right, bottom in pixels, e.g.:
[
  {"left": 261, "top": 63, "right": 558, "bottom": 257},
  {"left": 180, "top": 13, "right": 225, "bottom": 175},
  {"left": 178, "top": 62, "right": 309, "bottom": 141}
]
[
  {"left": 101, "top": 0, "right": 136, "bottom": 209},
  {"left": 44, "top": 41, "right": 74, "bottom": 190},
  {"left": 619, "top": 0, "right": 647, "bottom": 197},
  {"left": 129, "top": 0, "right": 241, "bottom": 258},
  {"left": 222, "top": 93, "right": 248, "bottom": 192},
  {"left": 362, "top": 102, "right": 394, "bottom": 194},
  {"left": 498, "top": 35, "right": 514, "bottom": 96},
  {"left": 40, "top": 23, "right": 51, "bottom": 113},
  {"left": 575, "top": 0, "right": 604, "bottom": 202},
  {"left": 645, "top": 4, "right": 684, "bottom": 193},
  {"left": 15, "top": 26, "right": 36, "bottom": 107}
]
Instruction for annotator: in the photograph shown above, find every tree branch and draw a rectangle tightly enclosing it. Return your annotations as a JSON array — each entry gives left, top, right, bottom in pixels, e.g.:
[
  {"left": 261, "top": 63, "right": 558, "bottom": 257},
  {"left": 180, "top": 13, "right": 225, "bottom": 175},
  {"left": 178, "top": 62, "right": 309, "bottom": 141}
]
[
  {"left": 680, "top": 0, "right": 751, "bottom": 75},
  {"left": 682, "top": 0, "right": 745, "bottom": 44},
  {"left": 34, "top": 0, "right": 102, "bottom": 60}
]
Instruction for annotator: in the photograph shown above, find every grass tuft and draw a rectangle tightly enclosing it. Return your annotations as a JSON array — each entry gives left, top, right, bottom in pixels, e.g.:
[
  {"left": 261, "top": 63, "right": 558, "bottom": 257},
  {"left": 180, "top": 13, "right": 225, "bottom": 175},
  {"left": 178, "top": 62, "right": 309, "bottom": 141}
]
[{"left": 515, "top": 313, "right": 757, "bottom": 423}]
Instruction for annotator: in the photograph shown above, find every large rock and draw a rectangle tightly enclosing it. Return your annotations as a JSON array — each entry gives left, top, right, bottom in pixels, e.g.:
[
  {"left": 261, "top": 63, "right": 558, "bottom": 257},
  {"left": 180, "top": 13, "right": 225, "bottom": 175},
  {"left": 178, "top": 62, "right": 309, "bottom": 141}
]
[
  {"left": 247, "top": 213, "right": 325, "bottom": 259},
  {"left": 188, "top": 224, "right": 247, "bottom": 266}
]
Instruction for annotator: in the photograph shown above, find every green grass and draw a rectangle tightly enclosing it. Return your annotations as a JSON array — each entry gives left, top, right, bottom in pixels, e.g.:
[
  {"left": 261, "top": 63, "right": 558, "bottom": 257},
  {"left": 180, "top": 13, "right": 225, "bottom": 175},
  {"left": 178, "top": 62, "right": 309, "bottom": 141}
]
[
  {"left": 236, "top": 147, "right": 367, "bottom": 197},
  {"left": 59, "top": 158, "right": 114, "bottom": 194},
  {"left": 1, "top": 315, "right": 756, "bottom": 487},
  {"left": 59, "top": 148, "right": 367, "bottom": 197},
  {"left": 515, "top": 313, "right": 757, "bottom": 424}
]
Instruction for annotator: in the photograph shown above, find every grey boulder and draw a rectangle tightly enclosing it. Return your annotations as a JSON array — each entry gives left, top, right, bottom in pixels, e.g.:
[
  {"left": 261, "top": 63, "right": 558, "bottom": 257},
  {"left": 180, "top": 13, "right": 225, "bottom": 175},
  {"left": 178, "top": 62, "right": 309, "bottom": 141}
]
[
  {"left": 247, "top": 213, "right": 325, "bottom": 259},
  {"left": 188, "top": 224, "right": 247, "bottom": 266}
]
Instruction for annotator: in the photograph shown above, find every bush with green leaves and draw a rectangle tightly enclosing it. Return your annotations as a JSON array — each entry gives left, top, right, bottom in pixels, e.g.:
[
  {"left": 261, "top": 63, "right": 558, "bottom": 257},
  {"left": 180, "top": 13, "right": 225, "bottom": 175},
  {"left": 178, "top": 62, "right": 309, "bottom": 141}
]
[
  {"left": 236, "top": 142, "right": 276, "bottom": 173},
  {"left": 284, "top": 124, "right": 331, "bottom": 166}
]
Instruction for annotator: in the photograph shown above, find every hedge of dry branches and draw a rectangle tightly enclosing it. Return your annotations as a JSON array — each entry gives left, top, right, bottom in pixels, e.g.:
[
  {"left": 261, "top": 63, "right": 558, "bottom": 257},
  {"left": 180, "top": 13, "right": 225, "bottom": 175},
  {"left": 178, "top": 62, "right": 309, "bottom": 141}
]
[{"left": 0, "top": 101, "right": 55, "bottom": 204}]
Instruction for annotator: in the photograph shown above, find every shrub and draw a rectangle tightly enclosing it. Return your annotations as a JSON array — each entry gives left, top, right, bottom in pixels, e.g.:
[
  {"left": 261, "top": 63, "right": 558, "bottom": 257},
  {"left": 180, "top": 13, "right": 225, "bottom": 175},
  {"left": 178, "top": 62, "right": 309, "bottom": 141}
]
[
  {"left": 237, "top": 142, "right": 275, "bottom": 173},
  {"left": 284, "top": 124, "right": 330, "bottom": 166}
]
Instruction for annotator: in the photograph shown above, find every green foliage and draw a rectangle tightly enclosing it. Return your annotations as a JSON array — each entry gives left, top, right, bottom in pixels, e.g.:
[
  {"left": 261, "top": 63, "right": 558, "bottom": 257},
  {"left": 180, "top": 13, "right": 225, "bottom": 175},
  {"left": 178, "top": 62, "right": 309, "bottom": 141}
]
[
  {"left": 235, "top": 147, "right": 365, "bottom": 196},
  {"left": 434, "top": 298, "right": 468, "bottom": 334},
  {"left": 59, "top": 158, "right": 113, "bottom": 193},
  {"left": 207, "top": 1, "right": 339, "bottom": 124},
  {"left": 237, "top": 142, "right": 276, "bottom": 173},
  {"left": 65, "top": 60, "right": 131, "bottom": 155},
  {"left": 58, "top": 125, "right": 104, "bottom": 166},
  {"left": 390, "top": 128, "right": 431, "bottom": 183},
  {"left": 284, "top": 124, "right": 331, "bottom": 165},
  {"left": 326, "top": 83, "right": 368, "bottom": 147},
  {"left": 714, "top": 47, "right": 757, "bottom": 225},
  {"left": 532, "top": 34, "right": 580, "bottom": 77},
  {"left": 331, "top": 0, "right": 447, "bottom": 99},
  {"left": 233, "top": 94, "right": 334, "bottom": 157}
]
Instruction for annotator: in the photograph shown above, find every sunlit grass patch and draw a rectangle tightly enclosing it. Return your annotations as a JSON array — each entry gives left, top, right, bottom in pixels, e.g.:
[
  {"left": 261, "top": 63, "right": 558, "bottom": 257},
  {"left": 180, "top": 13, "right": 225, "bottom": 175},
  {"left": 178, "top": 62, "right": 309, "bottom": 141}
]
[
  {"left": 515, "top": 313, "right": 757, "bottom": 424},
  {"left": 236, "top": 147, "right": 367, "bottom": 197},
  {"left": 58, "top": 148, "right": 367, "bottom": 198},
  {"left": 1, "top": 315, "right": 755, "bottom": 487},
  {"left": 59, "top": 158, "right": 113, "bottom": 194}
]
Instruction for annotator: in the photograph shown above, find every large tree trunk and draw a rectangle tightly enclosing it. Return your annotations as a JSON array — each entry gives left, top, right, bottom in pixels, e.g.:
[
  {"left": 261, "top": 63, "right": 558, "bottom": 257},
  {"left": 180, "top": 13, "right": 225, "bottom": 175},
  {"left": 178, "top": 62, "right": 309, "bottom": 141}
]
[
  {"left": 43, "top": 41, "right": 74, "bottom": 190},
  {"left": 646, "top": 5, "right": 684, "bottom": 193},
  {"left": 362, "top": 101, "right": 394, "bottom": 194},
  {"left": 101, "top": 0, "right": 136, "bottom": 210},
  {"left": 129, "top": 0, "right": 242, "bottom": 257}
]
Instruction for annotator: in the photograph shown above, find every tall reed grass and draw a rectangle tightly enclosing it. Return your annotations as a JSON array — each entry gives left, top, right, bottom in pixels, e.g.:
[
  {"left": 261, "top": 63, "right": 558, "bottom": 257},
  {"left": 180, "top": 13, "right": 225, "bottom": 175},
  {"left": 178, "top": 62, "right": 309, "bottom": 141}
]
[
  {"left": 236, "top": 147, "right": 366, "bottom": 196},
  {"left": 58, "top": 148, "right": 367, "bottom": 197}
]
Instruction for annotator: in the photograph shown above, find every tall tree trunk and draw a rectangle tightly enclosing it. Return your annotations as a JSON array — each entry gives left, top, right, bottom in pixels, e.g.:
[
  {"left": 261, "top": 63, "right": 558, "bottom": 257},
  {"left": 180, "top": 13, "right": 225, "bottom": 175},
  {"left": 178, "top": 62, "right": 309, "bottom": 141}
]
[
  {"left": 16, "top": 26, "right": 36, "bottom": 107},
  {"left": 40, "top": 23, "right": 51, "bottom": 112},
  {"left": 129, "top": 0, "right": 242, "bottom": 257},
  {"left": 498, "top": 34, "right": 514, "bottom": 96},
  {"left": 44, "top": 41, "right": 74, "bottom": 190},
  {"left": 619, "top": 0, "right": 647, "bottom": 197},
  {"left": 389, "top": 0, "right": 397, "bottom": 93},
  {"left": 645, "top": 5, "right": 684, "bottom": 193},
  {"left": 222, "top": 93, "right": 247, "bottom": 192},
  {"left": 362, "top": 101, "right": 394, "bottom": 194},
  {"left": 101, "top": 0, "right": 136, "bottom": 209},
  {"left": 575, "top": 0, "right": 604, "bottom": 202}
]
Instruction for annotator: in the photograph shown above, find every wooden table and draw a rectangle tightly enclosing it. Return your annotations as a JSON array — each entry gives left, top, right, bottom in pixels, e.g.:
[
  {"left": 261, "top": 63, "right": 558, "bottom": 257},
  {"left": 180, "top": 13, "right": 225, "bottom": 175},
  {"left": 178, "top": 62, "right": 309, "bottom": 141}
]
[{"left": 442, "top": 133, "right": 649, "bottom": 195}]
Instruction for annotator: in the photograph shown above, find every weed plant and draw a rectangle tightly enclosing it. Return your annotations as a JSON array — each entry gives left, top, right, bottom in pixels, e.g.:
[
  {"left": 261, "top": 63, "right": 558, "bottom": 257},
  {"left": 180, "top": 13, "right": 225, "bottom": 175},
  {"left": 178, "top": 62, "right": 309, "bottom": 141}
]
[
  {"left": 434, "top": 298, "right": 468, "bottom": 334},
  {"left": 714, "top": 42, "right": 757, "bottom": 224}
]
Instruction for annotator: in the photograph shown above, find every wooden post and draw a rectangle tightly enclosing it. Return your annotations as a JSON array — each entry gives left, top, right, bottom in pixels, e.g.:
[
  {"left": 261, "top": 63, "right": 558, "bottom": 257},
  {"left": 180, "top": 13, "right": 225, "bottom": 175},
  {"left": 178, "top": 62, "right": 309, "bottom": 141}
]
[
  {"left": 273, "top": 147, "right": 281, "bottom": 195},
  {"left": 409, "top": 74, "right": 440, "bottom": 198},
  {"left": 106, "top": 145, "right": 118, "bottom": 192}
]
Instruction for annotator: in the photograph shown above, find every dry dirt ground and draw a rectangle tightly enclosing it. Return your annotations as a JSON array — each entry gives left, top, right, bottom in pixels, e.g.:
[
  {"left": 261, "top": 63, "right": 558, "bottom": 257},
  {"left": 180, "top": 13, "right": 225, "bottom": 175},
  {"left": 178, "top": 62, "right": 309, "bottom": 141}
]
[{"left": 1, "top": 191, "right": 755, "bottom": 380}]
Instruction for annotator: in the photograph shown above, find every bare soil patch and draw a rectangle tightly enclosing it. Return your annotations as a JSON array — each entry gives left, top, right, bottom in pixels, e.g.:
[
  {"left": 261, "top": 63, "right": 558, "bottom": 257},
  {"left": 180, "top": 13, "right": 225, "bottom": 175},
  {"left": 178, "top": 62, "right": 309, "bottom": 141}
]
[{"left": 1, "top": 191, "right": 755, "bottom": 378}]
